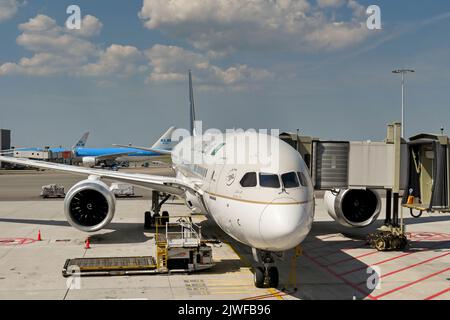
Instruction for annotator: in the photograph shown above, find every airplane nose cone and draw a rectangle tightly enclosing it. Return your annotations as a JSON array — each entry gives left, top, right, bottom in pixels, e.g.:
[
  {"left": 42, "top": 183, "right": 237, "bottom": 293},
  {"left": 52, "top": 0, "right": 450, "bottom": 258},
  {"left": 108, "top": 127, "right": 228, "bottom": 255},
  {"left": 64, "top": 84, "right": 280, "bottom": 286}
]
[{"left": 259, "top": 198, "right": 314, "bottom": 251}]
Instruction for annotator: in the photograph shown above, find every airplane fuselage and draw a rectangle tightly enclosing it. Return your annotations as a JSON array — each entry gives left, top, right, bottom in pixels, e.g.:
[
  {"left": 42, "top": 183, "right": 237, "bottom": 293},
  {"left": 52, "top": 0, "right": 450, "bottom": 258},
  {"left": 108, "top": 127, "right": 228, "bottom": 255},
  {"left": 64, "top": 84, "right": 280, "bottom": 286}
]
[{"left": 171, "top": 131, "right": 315, "bottom": 252}]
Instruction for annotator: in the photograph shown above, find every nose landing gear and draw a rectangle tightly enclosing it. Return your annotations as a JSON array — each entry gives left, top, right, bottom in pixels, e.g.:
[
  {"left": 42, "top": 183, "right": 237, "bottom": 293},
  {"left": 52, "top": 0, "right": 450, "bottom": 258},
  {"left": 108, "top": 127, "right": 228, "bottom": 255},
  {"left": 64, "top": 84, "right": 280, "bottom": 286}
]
[{"left": 252, "top": 249, "right": 279, "bottom": 288}]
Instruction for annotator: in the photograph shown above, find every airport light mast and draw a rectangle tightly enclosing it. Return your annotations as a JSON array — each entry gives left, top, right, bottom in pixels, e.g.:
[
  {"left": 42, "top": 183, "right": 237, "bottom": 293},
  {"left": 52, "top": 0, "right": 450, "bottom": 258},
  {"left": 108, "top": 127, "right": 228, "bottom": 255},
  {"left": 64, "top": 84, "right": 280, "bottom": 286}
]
[{"left": 392, "top": 68, "right": 415, "bottom": 138}]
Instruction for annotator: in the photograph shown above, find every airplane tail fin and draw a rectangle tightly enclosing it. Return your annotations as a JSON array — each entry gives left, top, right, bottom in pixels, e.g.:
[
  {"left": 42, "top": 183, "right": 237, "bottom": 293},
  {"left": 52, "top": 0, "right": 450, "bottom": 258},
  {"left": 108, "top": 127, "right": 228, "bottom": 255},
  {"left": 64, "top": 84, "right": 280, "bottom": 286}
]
[
  {"left": 188, "top": 70, "right": 198, "bottom": 136},
  {"left": 72, "top": 132, "right": 90, "bottom": 149},
  {"left": 151, "top": 127, "right": 177, "bottom": 150}
]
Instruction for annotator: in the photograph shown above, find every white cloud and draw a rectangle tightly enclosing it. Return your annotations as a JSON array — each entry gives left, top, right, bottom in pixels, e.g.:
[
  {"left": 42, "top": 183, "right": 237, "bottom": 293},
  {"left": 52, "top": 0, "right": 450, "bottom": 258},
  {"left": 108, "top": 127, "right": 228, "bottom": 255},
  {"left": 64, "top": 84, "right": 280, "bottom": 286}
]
[
  {"left": 317, "top": 0, "right": 345, "bottom": 8},
  {"left": 1, "top": 13, "right": 276, "bottom": 90},
  {"left": 72, "top": 15, "right": 103, "bottom": 37},
  {"left": 139, "top": 0, "right": 371, "bottom": 54},
  {"left": 0, "top": 14, "right": 143, "bottom": 80},
  {"left": 0, "top": 0, "right": 22, "bottom": 22},
  {"left": 79, "top": 44, "right": 147, "bottom": 77},
  {"left": 146, "top": 45, "right": 272, "bottom": 90}
]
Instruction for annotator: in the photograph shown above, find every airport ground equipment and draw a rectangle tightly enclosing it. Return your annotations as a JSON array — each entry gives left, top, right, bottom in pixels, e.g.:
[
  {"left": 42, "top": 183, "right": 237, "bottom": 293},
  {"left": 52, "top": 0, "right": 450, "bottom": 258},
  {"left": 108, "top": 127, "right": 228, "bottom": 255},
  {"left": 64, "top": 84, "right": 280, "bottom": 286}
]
[
  {"left": 62, "top": 216, "right": 214, "bottom": 277},
  {"left": 40, "top": 184, "right": 65, "bottom": 198},
  {"left": 110, "top": 183, "right": 135, "bottom": 198}
]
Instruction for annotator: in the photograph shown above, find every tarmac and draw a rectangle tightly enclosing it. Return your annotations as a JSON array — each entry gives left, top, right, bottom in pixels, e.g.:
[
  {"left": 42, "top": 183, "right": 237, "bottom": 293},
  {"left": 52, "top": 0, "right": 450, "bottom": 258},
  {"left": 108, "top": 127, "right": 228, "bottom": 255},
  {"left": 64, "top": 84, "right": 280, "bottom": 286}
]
[{"left": 0, "top": 168, "right": 449, "bottom": 300}]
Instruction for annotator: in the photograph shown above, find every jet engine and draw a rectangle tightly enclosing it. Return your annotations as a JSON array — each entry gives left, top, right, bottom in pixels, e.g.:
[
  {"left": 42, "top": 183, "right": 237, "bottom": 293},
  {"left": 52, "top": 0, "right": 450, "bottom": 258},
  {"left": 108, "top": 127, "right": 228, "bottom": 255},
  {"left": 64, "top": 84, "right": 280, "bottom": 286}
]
[
  {"left": 64, "top": 179, "right": 116, "bottom": 232},
  {"left": 324, "top": 189, "right": 381, "bottom": 228},
  {"left": 81, "top": 157, "right": 97, "bottom": 168}
]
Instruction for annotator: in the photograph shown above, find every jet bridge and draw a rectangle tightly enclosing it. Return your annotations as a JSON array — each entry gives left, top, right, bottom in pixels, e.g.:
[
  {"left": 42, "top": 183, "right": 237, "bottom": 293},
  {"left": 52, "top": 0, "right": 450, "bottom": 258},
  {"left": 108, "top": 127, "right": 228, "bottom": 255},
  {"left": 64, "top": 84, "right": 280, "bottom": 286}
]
[
  {"left": 280, "top": 123, "right": 408, "bottom": 191},
  {"left": 402, "top": 133, "right": 450, "bottom": 216}
]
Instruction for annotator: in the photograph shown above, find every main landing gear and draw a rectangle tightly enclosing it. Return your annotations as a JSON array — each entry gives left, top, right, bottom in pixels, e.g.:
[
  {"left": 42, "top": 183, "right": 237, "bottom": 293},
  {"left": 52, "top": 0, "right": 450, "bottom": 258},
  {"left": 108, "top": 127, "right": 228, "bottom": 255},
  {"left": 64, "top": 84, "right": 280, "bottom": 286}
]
[
  {"left": 144, "top": 191, "right": 171, "bottom": 229},
  {"left": 252, "top": 249, "right": 279, "bottom": 288}
]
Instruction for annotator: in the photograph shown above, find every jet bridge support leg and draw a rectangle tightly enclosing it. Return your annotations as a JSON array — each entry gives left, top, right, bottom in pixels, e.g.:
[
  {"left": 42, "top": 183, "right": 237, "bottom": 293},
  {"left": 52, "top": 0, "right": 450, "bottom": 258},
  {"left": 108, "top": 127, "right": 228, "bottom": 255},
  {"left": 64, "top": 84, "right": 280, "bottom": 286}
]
[
  {"left": 367, "top": 189, "right": 408, "bottom": 251},
  {"left": 144, "top": 191, "right": 171, "bottom": 229}
]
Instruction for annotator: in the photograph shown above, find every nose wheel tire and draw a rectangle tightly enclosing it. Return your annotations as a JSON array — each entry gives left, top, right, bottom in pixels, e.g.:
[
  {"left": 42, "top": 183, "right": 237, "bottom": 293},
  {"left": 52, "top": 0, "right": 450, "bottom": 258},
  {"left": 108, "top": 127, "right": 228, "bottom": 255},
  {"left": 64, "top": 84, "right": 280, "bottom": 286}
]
[
  {"left": 254, "top": 266, "right": 279, "bottom": 288},
  {"left": 254, "top": 267, "right": 265, "bottom": 288},
  {"left": 268, "top": 267, "right": 279, "bottom": 288}
]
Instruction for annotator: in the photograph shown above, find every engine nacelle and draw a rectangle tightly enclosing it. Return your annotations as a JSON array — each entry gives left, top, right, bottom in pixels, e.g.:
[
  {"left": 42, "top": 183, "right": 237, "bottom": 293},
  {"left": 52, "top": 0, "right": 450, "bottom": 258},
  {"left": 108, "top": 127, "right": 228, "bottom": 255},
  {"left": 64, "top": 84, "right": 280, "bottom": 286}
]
[
  {"left": 324, "top": 189, "right": 381, "bottom": 228},
  {"left": 81, "top": 157, "right": 97, "bottom": 168},
  {"left": 64, "top": 179, "right": 116, "bottom": 232}
]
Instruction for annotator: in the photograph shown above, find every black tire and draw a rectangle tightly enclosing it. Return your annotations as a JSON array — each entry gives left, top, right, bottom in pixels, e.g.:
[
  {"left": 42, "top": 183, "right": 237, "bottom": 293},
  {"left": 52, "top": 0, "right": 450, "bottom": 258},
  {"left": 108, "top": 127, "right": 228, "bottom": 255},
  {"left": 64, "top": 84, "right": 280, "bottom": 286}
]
[
  {"left": 410, "top": 209, "right": 423, "bottom": 218},
  {"left": 268, "top": 267, "right": 279, "bottom": 288},
  {"left": 254, "top": 267, "right": 265, "bottom": 288},
  {"left": 144, "top": 211, "right": 152, "bottom": 229},
  {"left": 162, "top": 211, "right": 169, "bottom": 226}
]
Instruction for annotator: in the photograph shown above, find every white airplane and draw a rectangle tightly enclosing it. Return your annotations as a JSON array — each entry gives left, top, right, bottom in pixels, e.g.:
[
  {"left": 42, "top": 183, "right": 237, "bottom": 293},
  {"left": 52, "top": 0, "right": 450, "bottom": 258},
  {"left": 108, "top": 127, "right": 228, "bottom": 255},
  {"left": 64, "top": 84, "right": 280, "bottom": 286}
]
[{"left": 0, "top": 71, "right": 315, "bottom": 288}]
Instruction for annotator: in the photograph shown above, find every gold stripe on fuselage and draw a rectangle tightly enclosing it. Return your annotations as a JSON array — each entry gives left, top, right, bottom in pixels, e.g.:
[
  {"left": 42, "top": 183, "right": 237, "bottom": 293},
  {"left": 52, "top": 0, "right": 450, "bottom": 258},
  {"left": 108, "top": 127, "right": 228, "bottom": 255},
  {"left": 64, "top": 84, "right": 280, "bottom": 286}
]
[{"left": 205, "top": 191, "right": 314, "bottom": 205}]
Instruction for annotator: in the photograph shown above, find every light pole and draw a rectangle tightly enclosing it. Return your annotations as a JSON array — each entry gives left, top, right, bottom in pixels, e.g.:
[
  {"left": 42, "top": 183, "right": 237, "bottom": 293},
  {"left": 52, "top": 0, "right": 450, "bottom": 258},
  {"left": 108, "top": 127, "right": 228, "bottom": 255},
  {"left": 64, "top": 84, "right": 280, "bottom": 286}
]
[{"left": 392, "top": 69, "right": 415, "bottom": 138}]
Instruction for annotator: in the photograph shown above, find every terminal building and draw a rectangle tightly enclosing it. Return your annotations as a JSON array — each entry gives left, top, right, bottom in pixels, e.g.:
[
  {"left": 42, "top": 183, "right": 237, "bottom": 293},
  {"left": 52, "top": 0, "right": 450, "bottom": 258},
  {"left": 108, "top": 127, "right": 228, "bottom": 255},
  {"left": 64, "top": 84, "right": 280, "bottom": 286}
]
[{"left": 0, "top": 129, "right": 11, "bottom": 168}]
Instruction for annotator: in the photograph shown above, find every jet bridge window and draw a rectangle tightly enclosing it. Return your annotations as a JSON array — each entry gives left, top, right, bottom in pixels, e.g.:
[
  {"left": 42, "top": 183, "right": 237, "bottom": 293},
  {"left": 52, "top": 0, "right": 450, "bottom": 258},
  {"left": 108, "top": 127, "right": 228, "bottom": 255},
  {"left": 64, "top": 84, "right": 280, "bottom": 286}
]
[
  {"left": 240, "top": 172, "right": 257, "bottom": 187},
  {"left": 259, "top": 173, "right": 281, "bottom": 189},
  {"left": 281, "top": 172, "right": 300, "bottom": 188}
]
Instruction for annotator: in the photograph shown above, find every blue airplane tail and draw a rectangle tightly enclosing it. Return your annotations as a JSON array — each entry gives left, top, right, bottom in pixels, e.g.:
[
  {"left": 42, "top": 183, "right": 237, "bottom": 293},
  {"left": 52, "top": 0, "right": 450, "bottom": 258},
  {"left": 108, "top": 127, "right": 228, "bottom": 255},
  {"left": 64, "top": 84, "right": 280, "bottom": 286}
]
[
  {"left": 151, "top": 127, "right": 177, "bottom": 151},
  {"left": 72, "top": 132, "right": 90, "bottom": 149}
]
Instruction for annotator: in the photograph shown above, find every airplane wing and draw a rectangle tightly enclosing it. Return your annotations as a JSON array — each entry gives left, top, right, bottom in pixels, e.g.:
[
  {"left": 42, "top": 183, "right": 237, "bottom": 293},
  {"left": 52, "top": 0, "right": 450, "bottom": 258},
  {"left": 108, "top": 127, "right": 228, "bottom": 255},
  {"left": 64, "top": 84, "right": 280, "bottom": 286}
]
[
  {"left": 113, "top": 144, "right": 172, "bottom": 156},
  {"left": 0, "top": 156, "right": 200, "bottom": 197}
]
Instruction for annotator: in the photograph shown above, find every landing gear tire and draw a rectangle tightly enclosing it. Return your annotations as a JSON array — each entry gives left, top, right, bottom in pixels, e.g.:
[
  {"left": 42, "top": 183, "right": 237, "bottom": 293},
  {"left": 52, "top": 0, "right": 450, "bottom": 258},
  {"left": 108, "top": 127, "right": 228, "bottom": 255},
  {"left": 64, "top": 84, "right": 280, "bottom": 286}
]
[
  {"left": 254, "top": 267, "right": 265, "bottom": 288},
  {"left": 161, "top": 211, "right": 169, "bottom": 227},
  {"left": 144, "top": 211, "right": 152, "bottom": 229},
  {"left": 268, "top": 267, "right": 279, "bottom": 288}
]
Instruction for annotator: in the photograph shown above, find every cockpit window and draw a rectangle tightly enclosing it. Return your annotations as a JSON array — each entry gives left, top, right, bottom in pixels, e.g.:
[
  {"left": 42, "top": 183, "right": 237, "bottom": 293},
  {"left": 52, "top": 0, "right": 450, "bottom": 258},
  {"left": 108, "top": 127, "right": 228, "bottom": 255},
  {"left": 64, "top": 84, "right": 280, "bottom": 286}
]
[
  {"left": 281, "top": 172, "right": 300, "bottom": 188},
  {"left": 240, "top": 172, "right": 257, "bottom": 187},
  {"left": 259, "top": 173, "right": 280, "bottom": 188},
  {"left": 297, "top": 172, "right": 308, "bottom": 187}
]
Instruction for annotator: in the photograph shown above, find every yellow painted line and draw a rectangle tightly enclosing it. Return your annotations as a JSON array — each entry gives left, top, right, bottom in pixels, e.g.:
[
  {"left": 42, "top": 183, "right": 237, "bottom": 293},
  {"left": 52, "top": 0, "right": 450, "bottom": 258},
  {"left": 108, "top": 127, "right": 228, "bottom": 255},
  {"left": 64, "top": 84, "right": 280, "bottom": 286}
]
[
  {"left": 206, "top": 191, "right": 314, "bottom": 205},
  {"left": 267, "top": 288, "right": 284, "bottom": 300},
  {"left": 224, "top": 241, "right": 281, "bottom": 299},
  {"left": 223, "top": 241, "right": 253, "bottom": 270}
]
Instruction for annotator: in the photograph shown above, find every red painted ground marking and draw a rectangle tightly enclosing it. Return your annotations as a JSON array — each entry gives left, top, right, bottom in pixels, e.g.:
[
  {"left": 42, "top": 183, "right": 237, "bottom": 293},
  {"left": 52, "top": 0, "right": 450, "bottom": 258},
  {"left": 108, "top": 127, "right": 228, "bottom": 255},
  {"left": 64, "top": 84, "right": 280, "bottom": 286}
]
[
  {"left": 424, "top": 287, "right": 450, "bottom": 300},
  {"left": 0, "top": 238, "right": 37, "bottom": 246},
  {"left": 337, "top": 235, "right": 448, "bottom": 277},
  {"left": 308, "top": 241, "right": 366, "bottom": 259},
  {"left": 327, "top": 250, "right": 380, "bottom": 267},
  {"left": 326, "top": 233, "right": 442, "bottom": 268},
  {"left": 303, "top": 251, "right": 377, "bottom": 300},
  {"left": 408, "top": 232, "right": 450, "bottom": 241},
  {"left": 355, "top": 251, "right": 450, "bottom": 285},
  {"left": 372, "top": 267, "right": 450, "bottom": 299}
]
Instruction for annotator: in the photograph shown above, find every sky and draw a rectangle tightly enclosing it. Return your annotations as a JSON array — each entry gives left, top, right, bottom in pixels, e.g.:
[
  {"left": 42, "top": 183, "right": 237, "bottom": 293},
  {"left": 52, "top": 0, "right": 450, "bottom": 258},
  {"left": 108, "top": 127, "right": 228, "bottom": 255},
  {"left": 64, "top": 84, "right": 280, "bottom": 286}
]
[{"left": 0, "top": 0, "right": 449, "bottom": 148}]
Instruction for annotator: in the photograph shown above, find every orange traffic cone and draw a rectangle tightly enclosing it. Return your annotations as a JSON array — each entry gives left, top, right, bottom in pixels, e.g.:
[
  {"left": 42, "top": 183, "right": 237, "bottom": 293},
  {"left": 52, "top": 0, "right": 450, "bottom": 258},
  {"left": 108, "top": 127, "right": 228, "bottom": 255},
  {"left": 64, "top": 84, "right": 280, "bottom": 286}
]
[
  {"left": 37, "top": 230, "right": 42, "bottom": 241},
  {"left": 85, "top": 237, "right": 91, "bottom": 249}
]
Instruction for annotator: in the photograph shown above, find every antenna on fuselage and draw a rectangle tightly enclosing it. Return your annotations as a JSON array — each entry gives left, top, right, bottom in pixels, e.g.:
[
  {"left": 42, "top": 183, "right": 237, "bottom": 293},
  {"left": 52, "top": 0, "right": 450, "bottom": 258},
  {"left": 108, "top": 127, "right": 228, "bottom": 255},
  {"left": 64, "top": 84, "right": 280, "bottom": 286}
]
[{"left": 188, "top": 70, "right": 197, "bottom": 136}]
